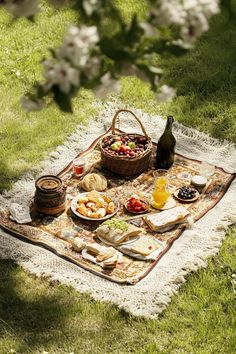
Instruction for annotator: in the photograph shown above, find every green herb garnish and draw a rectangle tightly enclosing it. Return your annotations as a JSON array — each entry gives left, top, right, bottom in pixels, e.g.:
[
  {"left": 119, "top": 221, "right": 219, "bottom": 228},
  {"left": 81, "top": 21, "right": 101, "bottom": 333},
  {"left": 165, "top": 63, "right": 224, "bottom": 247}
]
[{"left": 104, "top": 218, "right": 128, "bottom": 231}]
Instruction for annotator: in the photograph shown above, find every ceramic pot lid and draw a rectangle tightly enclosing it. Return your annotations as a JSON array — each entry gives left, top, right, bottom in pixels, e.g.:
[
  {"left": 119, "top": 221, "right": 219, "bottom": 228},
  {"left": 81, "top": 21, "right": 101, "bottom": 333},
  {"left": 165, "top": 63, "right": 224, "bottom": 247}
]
[{"left": 36, "top": 175, "right": 62, "bottom": 192}]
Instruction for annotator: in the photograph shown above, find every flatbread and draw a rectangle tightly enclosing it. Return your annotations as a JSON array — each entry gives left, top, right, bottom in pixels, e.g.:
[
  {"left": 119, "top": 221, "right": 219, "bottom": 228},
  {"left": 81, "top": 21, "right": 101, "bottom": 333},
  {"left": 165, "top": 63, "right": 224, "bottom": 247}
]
[
  {"left": 96, "top": 247, "right": 116, "bottom": 262},
  {"left": 144, "top": 206, "right": 190, "bottom": 231},
  {"left": 129, "top": 236, "right": 160, "bottom": 256},
  {"left": 96, "top": 222, "right": 142, "bottom": 245}
]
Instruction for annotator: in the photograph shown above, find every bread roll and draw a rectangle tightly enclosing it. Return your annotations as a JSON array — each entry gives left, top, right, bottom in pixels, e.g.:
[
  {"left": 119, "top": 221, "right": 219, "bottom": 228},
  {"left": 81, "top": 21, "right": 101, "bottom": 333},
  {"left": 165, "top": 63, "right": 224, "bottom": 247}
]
[{"left": 80, "top": 173, "right": 107, "bottom": 192}]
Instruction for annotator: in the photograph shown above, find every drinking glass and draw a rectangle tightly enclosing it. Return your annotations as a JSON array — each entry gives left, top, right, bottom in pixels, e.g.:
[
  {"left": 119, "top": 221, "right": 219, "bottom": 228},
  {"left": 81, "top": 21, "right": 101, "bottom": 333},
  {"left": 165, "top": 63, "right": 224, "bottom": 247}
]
[
  {"left": 199, "top": 162, "right": 215, "bottom": 177},
  {"left": 72, "top": 157, "right": 86, "bottom": 177}
]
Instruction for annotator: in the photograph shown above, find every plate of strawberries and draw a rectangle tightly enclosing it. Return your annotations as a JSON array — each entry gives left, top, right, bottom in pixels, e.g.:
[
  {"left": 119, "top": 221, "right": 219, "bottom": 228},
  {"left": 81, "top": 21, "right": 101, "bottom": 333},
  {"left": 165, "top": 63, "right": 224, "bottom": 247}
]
[{"left": 124, "top": 196, "right": 149, "bottom": 214}]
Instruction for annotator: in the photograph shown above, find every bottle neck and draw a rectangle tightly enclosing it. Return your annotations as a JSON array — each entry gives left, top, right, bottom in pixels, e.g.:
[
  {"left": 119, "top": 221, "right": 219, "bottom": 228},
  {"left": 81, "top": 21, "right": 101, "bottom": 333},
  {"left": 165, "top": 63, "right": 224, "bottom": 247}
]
[{"left": 165, "top": 116, "right": 174, "bottom": 132}]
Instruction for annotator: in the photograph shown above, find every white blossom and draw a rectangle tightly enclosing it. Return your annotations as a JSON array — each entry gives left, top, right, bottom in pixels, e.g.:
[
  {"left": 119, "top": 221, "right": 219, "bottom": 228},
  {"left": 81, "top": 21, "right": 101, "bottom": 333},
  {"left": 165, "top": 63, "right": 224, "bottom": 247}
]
[
  {"left": 152, "top": 0, "right": 219, "bottom": 43},
  {"left": 43, "top": 60, "right": 80, "bottom": 93},
  {"left": 67, "top": 25, "right": 99, "bottom": 49},
  {"left": 56, "top": 25, "right": 99, "bottom": 67},
  {"left": 21, "top": 97, "right": 44, "bottom": 112},
  {"left": 152, "top": 1, "right": 186, "bottom": 26},
  {"left": 83, "top": 0, "right": 100, "bottom": 16},
  {"left": 171, "top": 38, "right": 194, "bottom": 50},
  {"left": 157, "top": 85, "right": 176, "bottom": 102},
  {"left": 56, "top": 40, "right": 89, "bottom": 67},
  {"left": 83, "top": 56, "right": 101, "bottom": 79},
  {"left": 4, "top": 0, "right": 40, "bottom": 18},
  {"left": 139, "top": 22, "right": 157, "bottom": 36},
  {"left": 94, "top": 73, "right": 120, "bottom": 98}
]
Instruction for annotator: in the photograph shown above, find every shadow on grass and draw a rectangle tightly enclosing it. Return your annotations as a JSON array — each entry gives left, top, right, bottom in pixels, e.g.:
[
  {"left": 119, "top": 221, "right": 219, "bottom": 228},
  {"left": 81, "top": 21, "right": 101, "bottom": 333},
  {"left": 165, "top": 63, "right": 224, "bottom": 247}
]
[
  {"left": 0, "top": 259, "right": 137, "bottom": 354},
  {"left": 0, "top": 260, "right": 71, "bottom": 352},
  {"left": 0, "top": 159, "right": 24, "bottom": 193}
]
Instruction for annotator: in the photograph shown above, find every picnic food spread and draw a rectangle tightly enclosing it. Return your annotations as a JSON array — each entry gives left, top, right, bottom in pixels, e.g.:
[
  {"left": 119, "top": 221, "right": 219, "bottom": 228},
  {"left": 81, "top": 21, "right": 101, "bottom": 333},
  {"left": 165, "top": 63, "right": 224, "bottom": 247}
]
[
  {"left": 71, "top": 191, "right": 116, "bottom": 219},
  {"left": 1, "top": 108, "right": 234, "bottom": 284}
]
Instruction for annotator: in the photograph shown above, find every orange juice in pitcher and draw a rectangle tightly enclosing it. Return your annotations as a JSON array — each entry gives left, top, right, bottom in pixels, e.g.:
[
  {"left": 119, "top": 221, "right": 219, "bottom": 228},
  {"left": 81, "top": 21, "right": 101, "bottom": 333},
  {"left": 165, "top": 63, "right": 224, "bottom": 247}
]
[{"left": 152, "top": 177, "right": 170, "bottom": 209}]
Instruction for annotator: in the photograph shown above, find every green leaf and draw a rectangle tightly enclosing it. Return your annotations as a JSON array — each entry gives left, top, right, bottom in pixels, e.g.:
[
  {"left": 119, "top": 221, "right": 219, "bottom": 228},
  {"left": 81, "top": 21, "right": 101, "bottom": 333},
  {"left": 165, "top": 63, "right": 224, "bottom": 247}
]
[
  {"left": 36, "top": 84, "right": 48, "bottom": 98},
  {"left": 125, "top": 15, "right": 144, "bottom": 43},
  {"left": 166, "top": 43, "right": 189, "bottom": 56},
  {"left": 99, "top": 37, "right": 131, "bottom": 61},
  {"left": 52, "top": 86, "right": 73, "bottom": 113},
  {"left": 49, "top": 48, "right": 57, "bottom": 59},
  {"left": 27, "top": 15, "right": 35, "bottom": 22}
]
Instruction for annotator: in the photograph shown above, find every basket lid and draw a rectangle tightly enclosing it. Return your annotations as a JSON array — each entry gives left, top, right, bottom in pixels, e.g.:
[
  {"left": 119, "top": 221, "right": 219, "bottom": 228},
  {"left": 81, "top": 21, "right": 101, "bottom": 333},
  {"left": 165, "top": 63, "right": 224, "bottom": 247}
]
[{"left": 36, "top": 175, "right": 62, "bottom": 192}]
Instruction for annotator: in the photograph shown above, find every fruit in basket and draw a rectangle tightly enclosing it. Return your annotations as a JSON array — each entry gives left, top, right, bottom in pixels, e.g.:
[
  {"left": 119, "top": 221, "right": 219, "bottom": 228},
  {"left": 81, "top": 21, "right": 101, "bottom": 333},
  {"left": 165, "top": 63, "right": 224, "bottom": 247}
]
[
  {"left": 128, "top": 141, "right": 136, "bottom": 149},
  {"left": 125, "top": 197, "right": 148, "bottom": 213},
  {"left": 102, "top": 135, "right": 149, "bottom": 158},
  {"left": 110, "top": 142, "right": 121, "bottom": 151}
]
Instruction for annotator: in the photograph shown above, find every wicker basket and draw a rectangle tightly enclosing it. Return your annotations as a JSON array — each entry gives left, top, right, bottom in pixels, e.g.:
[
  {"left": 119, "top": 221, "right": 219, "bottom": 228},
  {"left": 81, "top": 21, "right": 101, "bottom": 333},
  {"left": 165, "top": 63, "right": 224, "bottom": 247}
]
[{"left": 100, "top": 109, "right": 152, "bottom": 176}]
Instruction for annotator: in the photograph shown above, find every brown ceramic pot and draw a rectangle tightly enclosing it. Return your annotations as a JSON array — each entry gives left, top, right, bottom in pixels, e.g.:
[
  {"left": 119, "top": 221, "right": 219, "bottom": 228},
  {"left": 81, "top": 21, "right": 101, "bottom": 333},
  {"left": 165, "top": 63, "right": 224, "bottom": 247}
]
[{"left": 34, "top": 175, "right": 66, "bottom": 215}]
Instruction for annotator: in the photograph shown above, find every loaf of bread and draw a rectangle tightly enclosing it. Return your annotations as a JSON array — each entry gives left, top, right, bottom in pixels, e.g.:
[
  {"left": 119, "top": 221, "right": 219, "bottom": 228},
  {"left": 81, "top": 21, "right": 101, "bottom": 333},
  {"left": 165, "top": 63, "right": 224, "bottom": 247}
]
[{"left": 80, "top": 173, "right": 107, "bottom": 192}]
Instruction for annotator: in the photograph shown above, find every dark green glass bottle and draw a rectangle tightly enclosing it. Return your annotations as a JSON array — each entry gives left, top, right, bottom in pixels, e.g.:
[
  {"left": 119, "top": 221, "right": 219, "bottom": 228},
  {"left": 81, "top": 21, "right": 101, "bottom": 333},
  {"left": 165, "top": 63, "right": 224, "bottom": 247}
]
[{"left": 155, "top": 116, "right": 176, "bottom": 169}]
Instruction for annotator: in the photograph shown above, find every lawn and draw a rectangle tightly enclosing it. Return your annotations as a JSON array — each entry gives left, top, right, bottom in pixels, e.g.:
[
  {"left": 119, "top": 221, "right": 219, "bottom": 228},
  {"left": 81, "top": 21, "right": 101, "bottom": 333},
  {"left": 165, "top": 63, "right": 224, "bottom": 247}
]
[{"left": 0, "top": 1, "right": 236, "bottom": 354}]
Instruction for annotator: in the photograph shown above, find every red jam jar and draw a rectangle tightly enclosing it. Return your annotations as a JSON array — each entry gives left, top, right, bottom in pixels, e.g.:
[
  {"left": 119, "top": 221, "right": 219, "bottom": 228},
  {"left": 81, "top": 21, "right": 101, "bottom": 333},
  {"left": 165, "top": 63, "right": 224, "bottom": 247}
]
[{"left": 72, "top": 157, "right": 86, "bottom": 177}]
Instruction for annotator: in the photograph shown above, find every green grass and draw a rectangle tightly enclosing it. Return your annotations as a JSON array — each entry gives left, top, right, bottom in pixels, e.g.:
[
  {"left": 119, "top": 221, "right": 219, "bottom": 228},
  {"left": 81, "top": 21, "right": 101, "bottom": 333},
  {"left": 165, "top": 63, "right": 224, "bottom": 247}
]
[
  {"left": 0, "top": 3, "right": 97, "bottom": 192},
  {"left": 0, "top": 1, "right": 236, "bottom": 354},
  {"left": 120, "top": 13, "right": 236, "bottom": 143},
  {"left": 0, "top": 228, "right": 235, "bottom": 354}
]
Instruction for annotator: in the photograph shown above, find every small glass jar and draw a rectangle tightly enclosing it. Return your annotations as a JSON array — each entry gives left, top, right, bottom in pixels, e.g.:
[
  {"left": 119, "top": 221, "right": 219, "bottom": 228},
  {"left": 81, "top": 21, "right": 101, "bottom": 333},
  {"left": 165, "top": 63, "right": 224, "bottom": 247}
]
[
  {"left": 72, "top": 157, "right": 86, "bottom": 177},
  {"left": 199, "top": 162, "right": 215, "bottom": 177}
]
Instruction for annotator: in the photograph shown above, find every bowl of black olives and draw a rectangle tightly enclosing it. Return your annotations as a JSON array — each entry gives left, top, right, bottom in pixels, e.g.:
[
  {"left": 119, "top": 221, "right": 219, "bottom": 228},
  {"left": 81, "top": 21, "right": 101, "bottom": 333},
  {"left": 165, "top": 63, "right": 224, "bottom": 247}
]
[{"left": 174, "top": 186, "right": 199, "bottom": 202}]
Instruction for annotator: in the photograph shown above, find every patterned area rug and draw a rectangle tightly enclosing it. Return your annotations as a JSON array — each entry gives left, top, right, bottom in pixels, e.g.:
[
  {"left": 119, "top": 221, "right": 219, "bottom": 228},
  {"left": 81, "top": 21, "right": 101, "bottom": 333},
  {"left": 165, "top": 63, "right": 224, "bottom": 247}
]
[{"left": 0, "top": 100, "right": 236, "bottom": 317}]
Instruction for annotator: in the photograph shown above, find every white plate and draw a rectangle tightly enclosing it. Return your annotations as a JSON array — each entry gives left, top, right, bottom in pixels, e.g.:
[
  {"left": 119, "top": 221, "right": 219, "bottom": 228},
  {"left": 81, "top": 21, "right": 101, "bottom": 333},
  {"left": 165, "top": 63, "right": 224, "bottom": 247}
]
[
  {"left": 97, "top": 233, "right": 140, "bottom": 246},
  {"left": 70, "top": 192, "right": 119, "bottom": 221}
]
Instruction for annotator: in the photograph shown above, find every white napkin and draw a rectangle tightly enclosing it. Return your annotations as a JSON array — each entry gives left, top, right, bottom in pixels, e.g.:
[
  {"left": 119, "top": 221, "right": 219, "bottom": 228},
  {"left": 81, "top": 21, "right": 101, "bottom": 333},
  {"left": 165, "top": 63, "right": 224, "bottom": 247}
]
[{"left": 9, "top": 203, "right": 32, "bottom": 224}]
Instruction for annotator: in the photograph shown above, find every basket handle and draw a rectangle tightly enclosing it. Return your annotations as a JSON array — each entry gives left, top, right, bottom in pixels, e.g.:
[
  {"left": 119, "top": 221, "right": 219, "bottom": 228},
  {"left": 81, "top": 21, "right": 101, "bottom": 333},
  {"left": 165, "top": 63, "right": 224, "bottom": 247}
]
[{"left": 111, "top": 109, "right": 149, "bottom": 138}]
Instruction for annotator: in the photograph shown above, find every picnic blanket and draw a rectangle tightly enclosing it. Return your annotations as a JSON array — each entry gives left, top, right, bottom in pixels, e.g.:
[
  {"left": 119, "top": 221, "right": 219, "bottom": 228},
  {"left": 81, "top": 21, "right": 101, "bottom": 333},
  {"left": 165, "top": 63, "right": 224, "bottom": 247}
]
[
  {"left": 0, "top": 129, "right": 234, "bottom": 285},
  {"left": 0, "top": 101, "right": 235, "bottom": 317}
]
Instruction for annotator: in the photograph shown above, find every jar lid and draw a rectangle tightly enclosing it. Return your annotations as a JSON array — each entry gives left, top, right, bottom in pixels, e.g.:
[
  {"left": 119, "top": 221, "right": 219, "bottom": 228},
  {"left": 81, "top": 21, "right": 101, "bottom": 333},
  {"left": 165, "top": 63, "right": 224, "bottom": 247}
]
[
  {"left": 191, "top": 175, "right": 207, "bottom": 187},
  {"left": 36, "top": 175, "right": 62, "bottom": 192}
]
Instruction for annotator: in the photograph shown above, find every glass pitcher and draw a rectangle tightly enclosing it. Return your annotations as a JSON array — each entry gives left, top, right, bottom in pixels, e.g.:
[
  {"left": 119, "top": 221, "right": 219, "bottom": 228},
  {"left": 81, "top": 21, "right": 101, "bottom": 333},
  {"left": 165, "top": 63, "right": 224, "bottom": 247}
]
[{"left": 152, "top": 176, "right": 170, "bottom": 209}]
